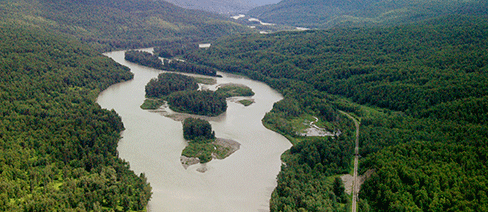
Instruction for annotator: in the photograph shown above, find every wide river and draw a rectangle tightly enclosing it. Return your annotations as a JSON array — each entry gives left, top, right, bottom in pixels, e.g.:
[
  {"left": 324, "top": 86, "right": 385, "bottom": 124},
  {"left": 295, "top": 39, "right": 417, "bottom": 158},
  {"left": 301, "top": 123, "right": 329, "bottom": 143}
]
[{"left": 96, "top": 50, "right": 292, "bottom": 211}]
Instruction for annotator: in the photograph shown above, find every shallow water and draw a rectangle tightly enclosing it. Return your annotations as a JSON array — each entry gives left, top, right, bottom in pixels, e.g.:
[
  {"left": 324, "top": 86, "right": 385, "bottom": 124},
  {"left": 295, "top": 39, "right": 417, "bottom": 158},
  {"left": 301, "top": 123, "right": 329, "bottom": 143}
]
[{"left": 96, "top": 50, "right": 291, "bottom": 212}]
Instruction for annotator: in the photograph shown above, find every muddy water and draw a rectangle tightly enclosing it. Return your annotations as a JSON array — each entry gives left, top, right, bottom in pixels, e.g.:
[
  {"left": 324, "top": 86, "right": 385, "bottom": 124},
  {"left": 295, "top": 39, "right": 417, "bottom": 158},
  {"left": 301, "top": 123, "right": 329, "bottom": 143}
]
[{"left": 96, "top": 50, "right": 291, "bottom": 212}]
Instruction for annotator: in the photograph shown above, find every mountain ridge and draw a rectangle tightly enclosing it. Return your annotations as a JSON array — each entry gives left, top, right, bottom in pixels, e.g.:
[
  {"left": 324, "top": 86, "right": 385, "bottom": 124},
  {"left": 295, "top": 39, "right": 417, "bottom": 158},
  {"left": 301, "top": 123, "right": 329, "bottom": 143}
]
[
  {"left": 0, "top": 0, "right": 250, "bottom": 50},
  {"left": 247, "top": 0, "right": 488, "bottom": 28}
]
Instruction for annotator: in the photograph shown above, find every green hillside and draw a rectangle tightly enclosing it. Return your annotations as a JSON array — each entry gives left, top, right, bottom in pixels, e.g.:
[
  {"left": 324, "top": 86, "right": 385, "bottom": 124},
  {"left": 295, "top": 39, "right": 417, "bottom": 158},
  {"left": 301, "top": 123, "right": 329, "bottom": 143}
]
[
  {"left": 0, "top": 0, "right": 249, "bottom": 50},
  {"left": 0, "top": 22, "right": 152, "bottom": 210},
  {"left": 247, "top": 0, "right": 488, "bottom": 28},
  {"left": 0, "top": 0, "right": 253, "bottom": 209},
  {"left": 186, "top": 15, "right": 488, "bottom": 211}
]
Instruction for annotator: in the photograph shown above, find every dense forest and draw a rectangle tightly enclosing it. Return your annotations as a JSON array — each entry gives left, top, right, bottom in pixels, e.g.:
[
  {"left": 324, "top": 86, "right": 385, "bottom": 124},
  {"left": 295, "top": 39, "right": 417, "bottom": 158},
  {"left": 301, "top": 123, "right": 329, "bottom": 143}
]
[
  {"left": 145, "top": 73, "right": 198, "bottom": 98},
  {"left": 154, "top": 42, "right": 199, "bottom": 58},
  {"left": 181, "top": 118, "right": 216, "bottom": 163},
  {"left": 168, "top": 90, "right": 227, "bottom": 116},
  {"left": 183, "top": 118, "right": 215, "bottom": 141},
  {"left": 142, "top": 73, "right": 227, "bottom": 116},
  {"left": 186, "top": 15, "right": 488, "bottom": 211},
  {"left": 165, "top": 59, "right": 218, "bottom": 76},
  {"left": 3, "top": 0, "right": 488, "bottom": 210},
  {"left": 125, "top": 50, "right": 164, "bottom": 70},
  {"left": 0, "top": 23, "right": 151, "bottom": 210},
  {"left": 124, "top": 50, "right": 218, "bottom": 76},
  {"left": 0, "top": 0, "right": 249, "bottom": 51},
  {"left": 248, "top": 0, "right": 488, "bottom": 29}
]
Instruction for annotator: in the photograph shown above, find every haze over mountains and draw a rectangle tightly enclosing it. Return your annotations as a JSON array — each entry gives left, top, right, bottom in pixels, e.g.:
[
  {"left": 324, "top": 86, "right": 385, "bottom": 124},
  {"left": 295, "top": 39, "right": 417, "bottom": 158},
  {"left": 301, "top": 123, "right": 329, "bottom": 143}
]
[
  {"left": 0, "top": 0, "right": 249, "bottom": 50},
  {"left": 164, "top": 0, "right": 281, "bottom": 14}
]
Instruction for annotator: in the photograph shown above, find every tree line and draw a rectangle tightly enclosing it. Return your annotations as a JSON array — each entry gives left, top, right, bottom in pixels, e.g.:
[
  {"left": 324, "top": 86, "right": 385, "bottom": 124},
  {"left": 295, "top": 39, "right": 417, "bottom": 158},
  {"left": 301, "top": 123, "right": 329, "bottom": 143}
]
[
  {"left": 0, "top": 22, "right": 151, "bottom": 210},
  {"left": 186, "top": 15, "right": 488, "bottom": 211}
]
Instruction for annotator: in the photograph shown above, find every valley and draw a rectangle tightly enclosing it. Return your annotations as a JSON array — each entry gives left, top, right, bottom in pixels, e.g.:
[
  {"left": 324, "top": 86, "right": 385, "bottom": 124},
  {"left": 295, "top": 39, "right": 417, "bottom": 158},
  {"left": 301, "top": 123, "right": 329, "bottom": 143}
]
[{"left": 1, "top": 0, "right": 487, "bottom": 211}]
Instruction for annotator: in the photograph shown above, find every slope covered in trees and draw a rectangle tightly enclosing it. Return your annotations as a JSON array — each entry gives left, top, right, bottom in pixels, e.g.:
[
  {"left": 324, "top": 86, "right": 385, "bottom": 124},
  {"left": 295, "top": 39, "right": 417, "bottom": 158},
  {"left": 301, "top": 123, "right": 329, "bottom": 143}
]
[
  {"left": 186, "top": 15, "right": 488, "bottom": 211},
  {"left": 248, "top": 0, "right": 488, "bottom": 29},
  {"left": 0, "top": 23, "right": 151, "bottom": 210},
  {"left": 0, "top": 0, "right": 249, "bottom": 50}
]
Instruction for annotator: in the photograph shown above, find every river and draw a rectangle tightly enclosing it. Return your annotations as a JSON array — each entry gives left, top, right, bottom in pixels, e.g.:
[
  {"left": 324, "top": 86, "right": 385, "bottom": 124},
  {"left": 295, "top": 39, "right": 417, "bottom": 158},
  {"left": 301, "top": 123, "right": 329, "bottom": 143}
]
[{"left": 96, "top": 50, "right": 292, "bottom": 212}]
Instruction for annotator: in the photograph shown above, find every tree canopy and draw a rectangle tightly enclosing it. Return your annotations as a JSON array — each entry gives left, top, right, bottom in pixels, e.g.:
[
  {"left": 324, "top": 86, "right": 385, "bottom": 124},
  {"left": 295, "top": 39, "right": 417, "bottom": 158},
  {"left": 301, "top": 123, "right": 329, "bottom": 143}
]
[
  {"left": 0, "top": 23, "right": 151, "bottom": 210},
  {"left": 186, "top": 15, "right": 488, "bottom": 211}
]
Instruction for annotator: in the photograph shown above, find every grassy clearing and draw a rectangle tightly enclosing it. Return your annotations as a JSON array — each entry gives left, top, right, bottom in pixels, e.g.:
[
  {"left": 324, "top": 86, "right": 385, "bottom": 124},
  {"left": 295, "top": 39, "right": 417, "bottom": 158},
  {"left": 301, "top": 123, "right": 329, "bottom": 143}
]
[
  {"left": 140, "top": 98, "right": 165, "bottom": 110},
  {"left": 194, "top": 77, "right": 217, "bottom": 85},
  {"left": 216, "top": 84, "right": 254, "bottom": 98},
  {"left": 289, "top": 114, "right": 335, "bottom": 135},
  {"left": 181, "top": 139, "right": 235, "bottom": 163},
  {"left": 238, "top": 99, "right": 253, "bottom": 106}
]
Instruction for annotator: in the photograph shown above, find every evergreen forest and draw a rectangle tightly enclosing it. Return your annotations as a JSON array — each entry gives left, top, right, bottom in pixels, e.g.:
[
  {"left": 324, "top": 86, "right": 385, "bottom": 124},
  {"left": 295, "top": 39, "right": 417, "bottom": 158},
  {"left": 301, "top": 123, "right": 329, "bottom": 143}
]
[
  {"left": 145, "top": 73, "right": 198, "bottom": 98},
  {"left": 2, "top": 0, "right": 488, "bottom": 210},
  {"left": 248, "top": 0, "right": 488, "bottom": 29},
  {"left": 0, "top": 0, "right": 249, "bottom": 51},
  {"left": 167, "top": 90, "right": 227, "bottom": 117},
  {"left": 125, "top": 50, "right": 218, "bottom": 76},
  {"left": 185, "top": 15, "right": 488, "bottom": 211},
  {"left": 125, "top": 50, "right": 164, "bottom": 70},
  {"left": 0, "top": 23, "right": 151, "bottom": 211}
]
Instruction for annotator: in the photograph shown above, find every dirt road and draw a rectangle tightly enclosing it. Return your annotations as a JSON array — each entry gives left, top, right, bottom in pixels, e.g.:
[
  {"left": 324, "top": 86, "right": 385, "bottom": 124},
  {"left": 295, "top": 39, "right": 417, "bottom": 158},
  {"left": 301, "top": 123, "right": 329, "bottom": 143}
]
[{"left": 339, "top": 111, "right": 360, "bottom": 212}]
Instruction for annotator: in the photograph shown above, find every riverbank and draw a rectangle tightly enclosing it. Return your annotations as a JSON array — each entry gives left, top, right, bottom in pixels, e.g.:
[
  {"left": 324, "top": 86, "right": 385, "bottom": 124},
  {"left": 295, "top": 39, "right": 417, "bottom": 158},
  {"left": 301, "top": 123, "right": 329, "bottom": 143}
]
[{"left": 98, "top": 50, "right": 291, "bottom": 211}]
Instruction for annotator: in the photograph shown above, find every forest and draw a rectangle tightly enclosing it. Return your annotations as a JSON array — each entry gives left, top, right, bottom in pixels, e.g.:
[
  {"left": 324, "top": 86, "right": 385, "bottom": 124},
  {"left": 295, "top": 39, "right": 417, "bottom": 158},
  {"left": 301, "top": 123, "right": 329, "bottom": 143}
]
[
  {"left": 125, "top": 50, "right": 164, "bottom": 70},
  {"left": 183, "top": 118, "right": 215, "bottom": 141},
  {"left": 0, "top": 0, "right": 249, "bottom": 51},
  {"left": 154, "top": 41, "right": 199, "bottom": 58},
  {"left": 165, "top": 59, "right": 218, "bottom": 76},
  {"left": 124, "top": 50, "right": 218, "bottom": 76},
  {"left": 0, "top": 23, "right": 151, "bottom": 210},
  {"left": 186, "top": 15, "right": 488, "bottom": 211},
  {"left": 141, "top": 73, "right": 227, "bottom": 116},
  {"left": 2, "top": 0, "right": 488, "bottom": 210},
  {"left": 145, "top": 73, "right": 198, "bottom": 98},
  {"left": 248, "top": 0, "right": 488, "bottom": 29},
  {"left": 167, "top": 90, "right": 227, "bottom": 117},
  {"left": 181, "top": 118, "right": 215, "bottom": 163}
]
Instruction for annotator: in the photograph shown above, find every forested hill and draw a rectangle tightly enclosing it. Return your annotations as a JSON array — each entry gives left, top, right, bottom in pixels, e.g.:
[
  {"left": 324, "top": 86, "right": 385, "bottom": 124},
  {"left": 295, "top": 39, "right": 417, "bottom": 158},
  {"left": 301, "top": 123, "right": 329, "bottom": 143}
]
[
  {"left": 0, "top": 20, "right": 151, "bottom": 210},
  {"left": 186, "top": 15, "right": 488, "bottom": 211},
  {"left": 247, "top": 0, "right": 488, "bottom": 28},
  {"left": 0, "top": 0, "right": 249, "bottom": 50}
]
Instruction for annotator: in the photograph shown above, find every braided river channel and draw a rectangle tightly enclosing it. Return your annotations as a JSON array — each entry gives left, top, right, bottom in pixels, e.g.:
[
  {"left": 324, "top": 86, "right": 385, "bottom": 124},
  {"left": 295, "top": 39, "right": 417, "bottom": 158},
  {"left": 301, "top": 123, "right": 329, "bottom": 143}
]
[{"left": 96, "top": 50, "right": 292, "bottom": 211}]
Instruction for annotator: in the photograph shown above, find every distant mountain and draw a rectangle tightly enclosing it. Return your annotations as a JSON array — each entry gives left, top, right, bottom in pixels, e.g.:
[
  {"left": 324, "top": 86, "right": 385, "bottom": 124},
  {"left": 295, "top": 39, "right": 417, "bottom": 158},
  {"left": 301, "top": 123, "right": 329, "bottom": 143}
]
[
  {"left": 165, "top": 0, "right": 257, "bottom": 14},
  {"left": 0, "top": 0, "right": 249, "bottom": 50},
  {"left": 247, "top": 0, "right": 488, "bottom": 28}
]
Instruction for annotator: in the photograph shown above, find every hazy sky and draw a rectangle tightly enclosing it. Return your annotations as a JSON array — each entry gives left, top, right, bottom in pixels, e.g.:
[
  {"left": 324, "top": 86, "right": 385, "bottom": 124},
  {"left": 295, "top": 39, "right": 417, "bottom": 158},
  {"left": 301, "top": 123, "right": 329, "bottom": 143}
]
[{"left": 249, "top": 0, "right": 281, "bottom": 6}]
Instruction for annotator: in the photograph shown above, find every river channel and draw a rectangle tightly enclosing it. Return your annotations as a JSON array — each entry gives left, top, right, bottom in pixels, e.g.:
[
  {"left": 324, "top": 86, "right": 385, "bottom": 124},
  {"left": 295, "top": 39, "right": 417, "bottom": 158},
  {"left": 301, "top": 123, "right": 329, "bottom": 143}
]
[{"left": 96, "top": 50, "right": 292, "bottom": 211}]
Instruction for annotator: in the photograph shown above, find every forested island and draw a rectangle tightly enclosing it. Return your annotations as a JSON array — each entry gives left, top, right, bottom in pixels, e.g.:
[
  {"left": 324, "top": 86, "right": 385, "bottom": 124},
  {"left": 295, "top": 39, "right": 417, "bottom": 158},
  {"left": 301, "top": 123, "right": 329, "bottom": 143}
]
[
  {"left": 124, "top": 50, "right": 218, "bottom": 76},
  {"left": 3, "top": 0, "right": 488, "bottom": 210},
  {"left": 125, "top": 50, "right": 164, "bottom": 70},
  {"left": 215, "top": 83, "right": 255, "bottom": 98},
  {"left": 168, "top": 90, "right": 227, "bottom": 116},
  {"left": 142, "top": 72, "right": 255, "bottom": 115},
  {"left": 180, "top": 118, "right": 240, "bottom": 170}
]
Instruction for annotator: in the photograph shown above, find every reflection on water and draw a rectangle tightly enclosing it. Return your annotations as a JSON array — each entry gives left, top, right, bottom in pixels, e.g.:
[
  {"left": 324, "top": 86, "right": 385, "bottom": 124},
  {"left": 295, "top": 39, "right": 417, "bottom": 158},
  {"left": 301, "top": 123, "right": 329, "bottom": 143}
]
[{"left": 97, "top": 50, "right": 291, "bottom": 212}]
